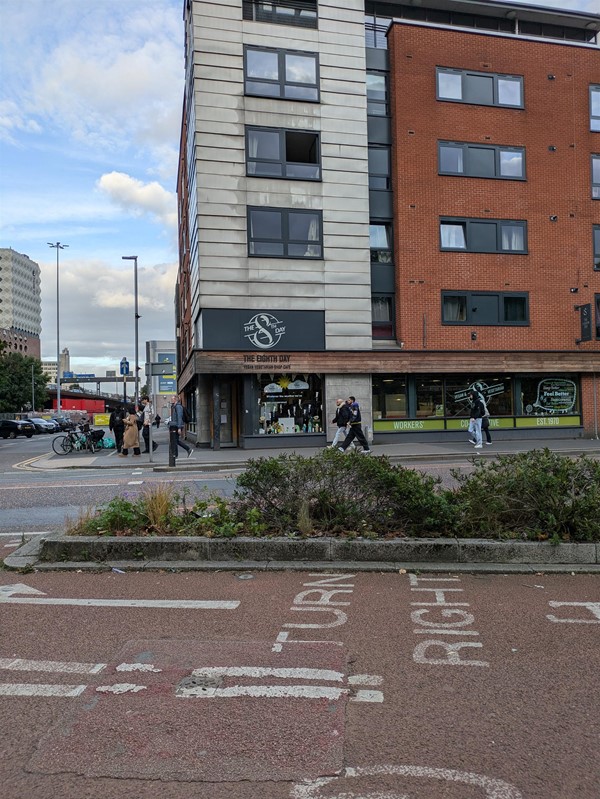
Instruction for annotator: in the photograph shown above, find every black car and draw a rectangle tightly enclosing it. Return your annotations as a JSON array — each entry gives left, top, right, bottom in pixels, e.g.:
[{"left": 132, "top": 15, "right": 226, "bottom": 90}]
[
  {"left": 0, "top": 419, "right": 36, "bottom": 439},
  {"left": 51, "top": 416, "right": 75, "bottom": 431}
]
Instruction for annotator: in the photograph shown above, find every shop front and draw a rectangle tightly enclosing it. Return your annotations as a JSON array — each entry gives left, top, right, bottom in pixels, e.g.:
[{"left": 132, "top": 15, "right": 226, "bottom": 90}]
[{"left": 372, "top": 373, "right": 583, "bottom": 439}]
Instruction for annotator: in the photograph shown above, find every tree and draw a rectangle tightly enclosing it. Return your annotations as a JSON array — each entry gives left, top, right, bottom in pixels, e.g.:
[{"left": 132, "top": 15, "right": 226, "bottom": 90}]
[{"left": 0, "top": 353, "right": 49, "bottom": 413}]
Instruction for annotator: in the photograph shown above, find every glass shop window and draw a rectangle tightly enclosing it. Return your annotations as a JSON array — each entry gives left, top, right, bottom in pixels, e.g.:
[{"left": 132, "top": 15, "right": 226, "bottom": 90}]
[
  {"left": 372, "top": 375, "right": 407, "bottom": 420},
  {"left": 444, "top": 376, "right": 514, "bottom": 417},
  {"left": 415, "top": 378, "right": 444, "bottom": 418},
  {"left": 519, "top": 376, "right": 579, "bottom": 416},
  {"left": 248, "top": 373, "right": 323, "bottom": 435}
]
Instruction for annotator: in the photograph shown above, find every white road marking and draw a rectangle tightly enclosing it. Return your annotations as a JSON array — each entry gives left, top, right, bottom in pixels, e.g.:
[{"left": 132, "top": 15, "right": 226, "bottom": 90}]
[
  {"left": 96, "top": 683, "right": 147, "bottom": 694},
  {"left": 292, "top": 764, "right": 523, "bottom": 798},
  {"left": 0, "top": 597, "right": 240, "bottom": 610},
  {"left": 178, "top": 684, "right": 347, "bottom": 700},
  {"left": 0, "top": 583, "right": 46, "bottom": 597},
  {"left": 0, "top": 683, "right": 86, "bottom": 698},
  {"left": 191, "top": 666, "right": 344, "bottom": 682},
  {"left": 348, "top": 674, "right": 383, "bottom": 686},
  {"left": 116, "top": 663, "right": 161, "bottom": 673},
  {"left": 547, "top": 600, "right": 600, "bottom": 624},
  {"left": 351, "top": 689, "right": 384, "bottom": 703},
  {"left": 0, "top": 658, "right": 105, "bottom": 674},
  {"left": 127, "top": 480, "right": 143, "bottom": 485},
  {"left": 0, "top": 483, "right": 119, "bottom": 490},
  {"left": 0, "top": 532, "right": 50, "bottom": 537}
]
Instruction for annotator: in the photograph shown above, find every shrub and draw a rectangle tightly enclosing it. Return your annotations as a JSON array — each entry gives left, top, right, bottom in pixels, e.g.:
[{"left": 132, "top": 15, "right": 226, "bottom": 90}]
[
  {"left": 451, "top": 449, "right": 600, "bottom": 541},
  {"left": 231, "top": 450, "right": 455, "bottom": 536}
]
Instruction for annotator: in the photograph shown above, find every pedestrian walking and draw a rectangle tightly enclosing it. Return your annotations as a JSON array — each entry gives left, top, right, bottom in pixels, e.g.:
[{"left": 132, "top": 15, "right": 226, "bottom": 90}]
[
  {"left": 119, "top": 404, "right": 141, "bottom": 457},
  {"left": 329, "top": 398, "right": 351, "bottom": 448},
  {"left": 467, "top": 389, "right": 485, "bottom": 449},
  {"left": 482, "top": 414, "right": 492, "bottom": 446},
  {"left": 338, "top": 396, "right": 371, "bottom": 453},
  {"left": 109, "top": 405, "right": 125, "bottom": 453},
  {"left": 168, "top": 395, "right": 193, "bottom": 458},
  {"left": 140, "top": 396, "right": 158, "bottom": 453}
]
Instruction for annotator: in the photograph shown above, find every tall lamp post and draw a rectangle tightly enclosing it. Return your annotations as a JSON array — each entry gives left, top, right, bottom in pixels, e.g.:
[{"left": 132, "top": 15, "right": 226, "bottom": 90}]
[
  {"left": 48, "top": 242, "right": 68, "bottom": 413},
  {"left": 31, "top": 362, "right": 35, "bottom": 412},
  {"left": 122, "top": 256, "right": 140, "bottom": 406}
]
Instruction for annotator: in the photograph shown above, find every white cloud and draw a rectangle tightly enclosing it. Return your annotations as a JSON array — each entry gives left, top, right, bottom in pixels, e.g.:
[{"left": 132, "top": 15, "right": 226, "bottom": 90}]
[
  {"left": 96, "top": 172, "right": 177, "bottom": 229},
  {"left": 39, "top": 257, "right": 178, "bottom": 370}
]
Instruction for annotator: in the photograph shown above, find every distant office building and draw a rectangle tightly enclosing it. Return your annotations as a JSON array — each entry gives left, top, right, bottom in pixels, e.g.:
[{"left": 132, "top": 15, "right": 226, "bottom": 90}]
[
  {"left": 41, "top": 348, "right": 70, "bottom": 383},
  {"left": 145, "top": 340, "right": 177, "bottom": 421},
  {"left": 0, "top": 248, "right": 41, "bottom": 358}
]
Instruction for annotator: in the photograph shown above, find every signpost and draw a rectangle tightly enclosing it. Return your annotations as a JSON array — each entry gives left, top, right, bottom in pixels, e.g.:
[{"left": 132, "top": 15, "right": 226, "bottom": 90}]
[
  {"left": 120, "top": 358, "right": 130, "bottom": 404},
  {"left": 575, "top": 303, "right": 592, "bottom": 344}
]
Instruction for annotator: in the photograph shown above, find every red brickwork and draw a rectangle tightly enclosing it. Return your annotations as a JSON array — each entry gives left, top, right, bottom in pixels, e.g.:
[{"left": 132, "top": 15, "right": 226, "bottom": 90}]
[{"left": 388, "top": 23, "right": 600, "bottom": 358}]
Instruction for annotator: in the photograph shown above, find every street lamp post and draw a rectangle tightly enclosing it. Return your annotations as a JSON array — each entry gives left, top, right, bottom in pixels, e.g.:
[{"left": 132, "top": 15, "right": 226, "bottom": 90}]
[
  {"left": 48, "top": 242, "right": 68, "bottom": 413},
  {"left": 31, "top": 362, "right": 35, "bottom": 412},
  {"left": 122, "top": 256, "right": 140, "bottom": 406}
]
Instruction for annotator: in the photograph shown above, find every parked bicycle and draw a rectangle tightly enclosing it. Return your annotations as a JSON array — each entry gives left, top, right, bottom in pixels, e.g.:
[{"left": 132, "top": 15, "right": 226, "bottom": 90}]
[{"left": 51, "top": 424, "right": 105, "bottom": 455}]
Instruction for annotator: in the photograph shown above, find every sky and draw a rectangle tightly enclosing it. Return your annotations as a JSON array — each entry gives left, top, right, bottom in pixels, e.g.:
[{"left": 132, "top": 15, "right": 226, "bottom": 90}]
[{"left": 0, "top": 0, "right": 598, "bottom": 378}]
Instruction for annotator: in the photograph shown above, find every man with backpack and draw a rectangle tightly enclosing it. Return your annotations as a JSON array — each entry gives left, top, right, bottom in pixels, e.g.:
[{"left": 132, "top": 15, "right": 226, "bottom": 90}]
[{"left": 169, "top": 395, "right": 193, "bottom": 458}]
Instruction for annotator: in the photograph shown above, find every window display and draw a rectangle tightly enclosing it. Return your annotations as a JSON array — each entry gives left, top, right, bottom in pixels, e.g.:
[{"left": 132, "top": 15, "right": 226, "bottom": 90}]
[
  {"left": 246, "top": 373, "right": 323, "bottom": 435},
  {"left": 520, "top": 376, "right": 579, "bottom": 415},
  {"left": 445, "top": 377, "right": 513, "bottom": 417},
  {"left": 372, "top": 375, "right": 407, "bottom": 419}
]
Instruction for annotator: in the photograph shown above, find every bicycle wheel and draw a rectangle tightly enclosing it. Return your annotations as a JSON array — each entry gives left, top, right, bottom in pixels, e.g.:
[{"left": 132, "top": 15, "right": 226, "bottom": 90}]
[{"left": 52, "top": 435, "right": 73, "bottom": 455}]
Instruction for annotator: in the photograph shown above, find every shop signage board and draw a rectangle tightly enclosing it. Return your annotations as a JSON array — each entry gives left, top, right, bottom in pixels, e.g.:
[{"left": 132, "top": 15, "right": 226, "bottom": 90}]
[
  {"left": 201, "top": 309, "right": 325, "bottom": 351},
  {"left": 376, "top": 416, "right": 582, "bottom": 432},
  {"left": 374, "top": 419, "right": 445, "bottom": 432},
  {"left": 515, "top": 415, "right": 581, "bottom": 428}
]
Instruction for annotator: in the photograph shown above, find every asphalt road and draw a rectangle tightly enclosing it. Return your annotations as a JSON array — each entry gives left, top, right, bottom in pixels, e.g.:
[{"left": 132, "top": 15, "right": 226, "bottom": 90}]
[{"left": 0, "top": 570, "right": 598, "bottom": 799}]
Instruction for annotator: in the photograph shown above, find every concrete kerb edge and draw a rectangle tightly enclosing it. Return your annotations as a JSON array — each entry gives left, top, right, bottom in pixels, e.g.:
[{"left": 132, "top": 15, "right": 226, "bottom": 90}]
[{"left": 3, "top": 535, "right": 600, "bottom": 572}]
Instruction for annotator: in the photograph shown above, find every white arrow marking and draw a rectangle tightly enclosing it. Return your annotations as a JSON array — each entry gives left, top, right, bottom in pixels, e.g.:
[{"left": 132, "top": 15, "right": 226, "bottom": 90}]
[
  {"left": 0, "top": 658, "right": 105, "bottom": 674},
  {"left": 0, "top": 683, "right": 86, "bottom": 698},
  {"left": 0, "top": 597, "right": 239, "bottom": 610},
  {"left": 0, "top": 583, "right": 46, "bottom": 597}
]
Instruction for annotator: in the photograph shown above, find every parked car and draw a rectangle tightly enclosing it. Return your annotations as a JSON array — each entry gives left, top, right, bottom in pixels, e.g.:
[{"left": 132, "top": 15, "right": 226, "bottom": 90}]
[
  {"left": 29, "top": 418, "right": 57, "bottom": 434},
  {"left": 52, "top": 416, "right": 75, "bottom": 431},
  {"left": 0, "top": 419, "right": 36, "bottom": 439}
]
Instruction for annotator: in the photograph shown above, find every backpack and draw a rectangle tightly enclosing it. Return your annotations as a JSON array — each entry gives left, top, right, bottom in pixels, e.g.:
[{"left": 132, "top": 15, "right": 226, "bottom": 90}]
[
  {"left": 182, "top": 405, "right": 191, "bottom": 424},
  {"left": 136, "top": 412, "right": 144, "bottom": 430}
]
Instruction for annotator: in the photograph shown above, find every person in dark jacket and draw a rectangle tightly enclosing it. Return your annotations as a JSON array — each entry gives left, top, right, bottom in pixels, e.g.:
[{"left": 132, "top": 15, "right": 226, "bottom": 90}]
[
  {"left": 329, "top": 398, "right": 352, "bottom": 448},
  {"left": 109, "top": 405, "right": 125, "bottom": 453},
  {"left": 467, "top": 389, "right": 485, "bottom": 449},
  {"left": 338, "top": 396, "right": 371, "bottom": 454}
]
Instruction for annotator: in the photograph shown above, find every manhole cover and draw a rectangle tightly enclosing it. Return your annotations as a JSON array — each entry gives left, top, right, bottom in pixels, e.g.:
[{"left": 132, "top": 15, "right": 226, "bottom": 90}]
[{"left": 177, "top": 674, "right": 223, "bottom": 692}]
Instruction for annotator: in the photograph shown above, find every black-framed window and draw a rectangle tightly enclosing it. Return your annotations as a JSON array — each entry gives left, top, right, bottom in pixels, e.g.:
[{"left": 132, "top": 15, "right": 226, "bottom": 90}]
[
  {"left": 442, "top": 291, "right": 529, "bottom": 325},
  {"left": 440, "top": 218, "right": 527, "bottom": 253},
  {"left": 248, "top": 207, "right": 322, "bottom": 258},
  {"left": 367, "top": 72, "right": 389, "bottom": 116},
  {"left": 439, "top": 142, "right": 525, "bottom": 180},
  {"left": 593, "top": 155, "right": 600, "bottom": 199},
  {"left": 244, "top": 46, "right": 319, "bottom": 101},
  {"left": 368, "top": 145, "right": 391, "bottom": 189},
  {"left": 246, "top": 127, "right": 320, "bottom": 180},
  {"left": 370, "top": 223, "right": 392, "bottom": 263},
  {"left": 372, "top": 295, "right": 395, "bottom": 339},
  {"left": 591, "top": 85, "right": 600, "bottom": 132},
  {"left": 595, "top": 294, "right": 600, "bottom": 339},
  {"left": 594, "top": 226, "right": 600, "bottom": 271},
  {"left": 436, "top": 67, "right": 523, "bottom": 108},
  {"left": 243, "top": 0, "right": 318, "bottom": 29}
]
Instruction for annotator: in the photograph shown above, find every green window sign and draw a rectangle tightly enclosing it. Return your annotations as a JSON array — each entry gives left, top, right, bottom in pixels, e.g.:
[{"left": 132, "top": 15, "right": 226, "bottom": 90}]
[
  {"left": 374, "top": 419, "right": 445, "bottom": 432},
  {"left": 516, "top": 415, "right": 581, "bottom": 428}
]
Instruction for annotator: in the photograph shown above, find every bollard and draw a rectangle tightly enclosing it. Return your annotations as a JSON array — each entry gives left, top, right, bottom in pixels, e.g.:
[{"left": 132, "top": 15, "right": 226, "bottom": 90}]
[{"left": 169, "top": 427, "right": 178, "bottom": 467}]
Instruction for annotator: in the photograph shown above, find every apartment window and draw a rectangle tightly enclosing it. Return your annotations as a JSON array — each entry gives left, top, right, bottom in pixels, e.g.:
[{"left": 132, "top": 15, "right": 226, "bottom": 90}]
[
  {"left": 244, "top": 46, "right": 319, "bottom": 101},
  {"left": 596, "top": 295, "right": 600, "bottom": 339},
  {"left": 370, "top": 224, "right": 392, "bottom": 263},
  {"left": 248, "top": 207, "right": 322, "bottom": 258},
  {"left": 594, "top": 226, "right": 600, "bottom": 270},
  {"left": 368, "top": 146, "right": 391, "bottom": 189},
  {"left": 442, "top": 291, "right": 529, "bottom": 325},
  {"left": 367, "top": 72, "right": 389, "bottom": 116},
  {"left": 372, "top": 296, "right": 395, "bottom": 339},
  {"left": 246, "top": 127, "right": 320, "bottom": 179},
  {"left": 440, "top": 218, "right": 527, "bottom": 254},
  {"left": 437, "top": 67, "right": 523, "bottom": 108},
  {"left": 243, "top": 0, "right": 318, "bottom": 29},
  {"left": 439, "top": 142, "right": 525, "bottom": 180},
  {"left": 591, "top": 86, "right": 600, "bottom": 132},
  {"left": 593, "top": 155, "right": 600, "bottom": 199}
]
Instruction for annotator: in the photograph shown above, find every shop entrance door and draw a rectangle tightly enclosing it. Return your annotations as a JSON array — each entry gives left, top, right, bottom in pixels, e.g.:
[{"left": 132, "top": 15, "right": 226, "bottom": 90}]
[{"left": 217, "top": 380, "right": 237, "bottom": 447}]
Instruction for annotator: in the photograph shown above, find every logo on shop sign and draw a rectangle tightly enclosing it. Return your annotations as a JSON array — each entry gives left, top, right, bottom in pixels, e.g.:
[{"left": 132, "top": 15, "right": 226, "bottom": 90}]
[{"left": 243, "top": 313, "right": 286, "bottom": 350}]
